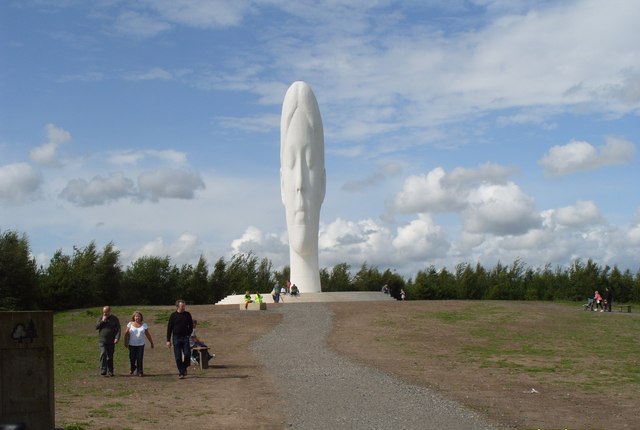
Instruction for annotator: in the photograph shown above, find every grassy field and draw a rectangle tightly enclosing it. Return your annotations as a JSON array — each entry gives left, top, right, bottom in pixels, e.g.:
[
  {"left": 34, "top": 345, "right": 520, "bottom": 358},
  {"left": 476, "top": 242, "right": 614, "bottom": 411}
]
[
  {"left": 52, "top": 301, "right": 640, "bottom": 429},
  {"left": 329, "top": 300, "right": 640, "bottom": 429}
]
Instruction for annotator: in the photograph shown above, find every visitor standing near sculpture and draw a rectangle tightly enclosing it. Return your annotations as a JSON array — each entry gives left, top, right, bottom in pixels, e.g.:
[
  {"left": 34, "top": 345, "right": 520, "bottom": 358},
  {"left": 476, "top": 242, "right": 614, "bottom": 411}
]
[
  {"left": 280, "top": 81, "right": 326, "bottom": 293},
  {"left": 96, "top": 305, "right": 121, "bottom": 377}
]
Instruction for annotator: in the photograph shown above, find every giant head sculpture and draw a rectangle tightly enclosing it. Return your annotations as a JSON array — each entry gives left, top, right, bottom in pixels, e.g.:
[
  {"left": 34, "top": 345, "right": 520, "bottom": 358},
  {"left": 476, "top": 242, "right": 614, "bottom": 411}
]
[{"left": 280, "top": 81, "right": 326, "bottom": 293}]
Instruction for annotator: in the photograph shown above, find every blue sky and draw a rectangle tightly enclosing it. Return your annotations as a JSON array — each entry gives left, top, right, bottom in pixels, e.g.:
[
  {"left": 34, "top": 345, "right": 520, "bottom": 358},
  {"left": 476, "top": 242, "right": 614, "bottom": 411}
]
[{"left": 1, "top": 0, "right": 639, "bottom": 277}]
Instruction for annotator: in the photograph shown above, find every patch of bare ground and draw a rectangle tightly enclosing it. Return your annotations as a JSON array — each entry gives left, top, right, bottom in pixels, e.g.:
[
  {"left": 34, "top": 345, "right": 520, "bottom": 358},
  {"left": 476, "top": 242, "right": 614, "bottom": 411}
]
[
  {"left": 55, "top": 304, "right": 285, "bottom": 430},
  {"left": 328, "top": 301, "right": 639, "bottom": 430}
]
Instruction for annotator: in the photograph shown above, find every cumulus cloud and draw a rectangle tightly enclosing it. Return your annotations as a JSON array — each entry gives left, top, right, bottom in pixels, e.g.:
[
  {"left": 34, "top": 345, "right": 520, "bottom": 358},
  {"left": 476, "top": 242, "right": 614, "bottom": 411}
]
[
  {"left": 58, "top": 165, "right": 204, "bottom": 206},
  {"left": 392, "top": 163, "right": 514, "bottom": 214},
  {"left": 539, "top": 137, "right": 635, "bottom": 176},
  {"left": 393, "top": 167, "right": 466, "bottom": 213},
  {"left": 132, "top": 233, "right": 201, "bottom": 265},
  {"left": 29, "top": 123, "right": 72, "bottom": 166},
  {"left": 392, "top": 214, "right": 450, "bottom": 260},
  {"left": 230, "top": 226, "right": 285, "bottom": 256},
  {"left": 138, "top": 168, "right": 205, "bottom": 200},
  {"left": 59, "top": 173, "right": 135, "bottom": 206},
  {"left": 318, "top": 218, "right": 396, "bottom": 268},
  {"left": 552, "top": 200, "right": 604, "bottom": 228},
  {"left": 231, "top": 226, "right": 264, "bottom": 253},
  {"left": 464, "top": 182, "right": 540, "bottom": 235},
  {"left": 0, "top": 163, "right": 43, "bottom": 204}
]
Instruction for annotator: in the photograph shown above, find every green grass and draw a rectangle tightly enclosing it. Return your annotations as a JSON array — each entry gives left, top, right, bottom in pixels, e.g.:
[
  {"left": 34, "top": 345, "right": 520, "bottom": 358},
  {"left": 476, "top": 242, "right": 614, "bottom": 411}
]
[{"left": 395, "top": 301, "right": 640, "bottom": 392}]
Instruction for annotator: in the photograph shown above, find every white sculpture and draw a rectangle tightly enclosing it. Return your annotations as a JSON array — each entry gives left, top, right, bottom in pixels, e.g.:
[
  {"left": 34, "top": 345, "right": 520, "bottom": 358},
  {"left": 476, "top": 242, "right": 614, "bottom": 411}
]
[{"left": 280, "top": 81, "right": 326, "bottom": 293}]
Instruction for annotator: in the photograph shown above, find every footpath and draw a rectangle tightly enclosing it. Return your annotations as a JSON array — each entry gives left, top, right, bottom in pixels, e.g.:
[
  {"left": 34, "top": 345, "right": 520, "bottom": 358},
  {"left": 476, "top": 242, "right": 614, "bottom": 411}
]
[{"left": 252, "top": 302, "right": 501, "bottom": 430}]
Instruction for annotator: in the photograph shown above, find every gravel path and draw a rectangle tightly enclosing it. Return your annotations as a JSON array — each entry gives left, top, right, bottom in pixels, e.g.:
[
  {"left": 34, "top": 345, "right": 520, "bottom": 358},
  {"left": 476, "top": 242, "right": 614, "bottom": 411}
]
[{"left": 252, "top": 303, "right": 498, "bottom": 430}]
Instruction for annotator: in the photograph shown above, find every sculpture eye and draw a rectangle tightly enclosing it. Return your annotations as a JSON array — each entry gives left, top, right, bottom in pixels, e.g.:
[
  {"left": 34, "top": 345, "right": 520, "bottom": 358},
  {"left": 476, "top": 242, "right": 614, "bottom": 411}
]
[{"left": 284, "top": 147, "right": 296, "bottom": 169}]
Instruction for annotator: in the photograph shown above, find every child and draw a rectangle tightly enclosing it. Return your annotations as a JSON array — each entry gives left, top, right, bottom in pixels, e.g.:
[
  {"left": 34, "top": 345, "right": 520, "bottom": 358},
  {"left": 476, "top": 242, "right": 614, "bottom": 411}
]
[
  {"left": 243, "top": 291, "right": 253, "bottom": 309},
  {"left": 594, "top": 290, "right": 604, "bottom": 312}
]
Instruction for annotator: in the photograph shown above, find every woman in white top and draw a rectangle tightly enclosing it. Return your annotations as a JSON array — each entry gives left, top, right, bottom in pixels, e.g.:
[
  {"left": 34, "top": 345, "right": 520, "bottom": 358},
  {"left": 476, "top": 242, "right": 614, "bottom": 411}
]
[{"left": 124, "top": 311, "right": 154, "bottom": 376}]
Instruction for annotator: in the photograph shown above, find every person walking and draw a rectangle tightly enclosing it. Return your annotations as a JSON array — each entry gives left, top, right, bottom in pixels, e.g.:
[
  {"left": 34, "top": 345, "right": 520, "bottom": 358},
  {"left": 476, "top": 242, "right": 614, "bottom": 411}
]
[
  {"left": 166, "top": 300, "right": 193, "bottom": 379},
  {"left": 124, "top": 311, "right": 154, "bottom": 376},
  {"left": 605, "top": 287, "right": 613, "bottom": 312},
  {"left": 96, "top": 305, "right": 121, "bottom": 377}
]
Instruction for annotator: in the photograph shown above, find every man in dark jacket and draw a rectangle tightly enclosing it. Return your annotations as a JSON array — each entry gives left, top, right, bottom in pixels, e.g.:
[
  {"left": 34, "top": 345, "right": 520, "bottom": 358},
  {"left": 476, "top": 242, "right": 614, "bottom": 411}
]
[
  {"left": 166, "top": 299, "right": 193, "bottom": 379},
  {"left": 96, "top": 305, "right": 121, "bottom": 376}
]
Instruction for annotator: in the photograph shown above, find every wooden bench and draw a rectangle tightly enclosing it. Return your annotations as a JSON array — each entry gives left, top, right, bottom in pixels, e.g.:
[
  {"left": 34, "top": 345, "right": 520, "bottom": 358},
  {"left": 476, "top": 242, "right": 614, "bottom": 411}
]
[
  {"left": 191, "top": 346, "right": 211, "bottom": 369},
  {"left": 618, "top": 305, "right": 632, "bottom": 313},
  {"left": 240, "top": 302, "right": 267, "bottom": 311}
]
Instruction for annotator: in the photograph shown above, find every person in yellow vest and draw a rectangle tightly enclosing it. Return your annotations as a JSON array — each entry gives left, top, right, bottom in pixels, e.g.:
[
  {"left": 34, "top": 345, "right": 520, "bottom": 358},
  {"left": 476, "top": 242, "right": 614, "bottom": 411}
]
[
  {"left": 243, "top": 291, "right": 253, "bottom": 309},
  {"left": 254, "top": 292, "right": 263, "bottom": 304}
]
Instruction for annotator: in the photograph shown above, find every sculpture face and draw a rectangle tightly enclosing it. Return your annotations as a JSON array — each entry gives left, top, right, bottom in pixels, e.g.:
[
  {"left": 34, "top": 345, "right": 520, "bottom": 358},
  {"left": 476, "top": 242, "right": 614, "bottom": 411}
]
[{"left": 280, "top": 82, "right": 326, "bottom": 256}]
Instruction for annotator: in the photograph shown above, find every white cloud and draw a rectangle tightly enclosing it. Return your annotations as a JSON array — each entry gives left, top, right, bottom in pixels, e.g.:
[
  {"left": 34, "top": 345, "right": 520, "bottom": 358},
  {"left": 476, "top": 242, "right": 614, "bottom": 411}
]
[
  {"left": 392, "top": 213, "right": 450, "bottom": 260},
  {"left": 393, "top": 167, "right": 466, "bottom": 213},
  {"left": 138, "top": 168, "right": 205, "bottom": 200},
  {"left": 318, "top": 218, "right": 396, "bottom": 268},
  {"left": 108, "top": 149, "right": 188, "bottom": 166},
  {"left": 392, "top": 163, "right": 514, "bottom": 214},
  {"left": 29, "top": 123, "right": 72, "bottom": 166},
  {"left": 553, "top": 200, "right": 603, "bottom": 228},
  {"left": 131, "top": 233, "right": 201, "bottom": 266},
  {"left": 464, "top": 182, "right": 540, "bottom": 235},
  {"left": 539, "top": 137, "right": 635, "bottom": 176},
  {"left": 0, "top": 163, "right": 43, "bottom": 204},
  {"left": 59, "top": 172, "right": 135, "bottom": 206}
]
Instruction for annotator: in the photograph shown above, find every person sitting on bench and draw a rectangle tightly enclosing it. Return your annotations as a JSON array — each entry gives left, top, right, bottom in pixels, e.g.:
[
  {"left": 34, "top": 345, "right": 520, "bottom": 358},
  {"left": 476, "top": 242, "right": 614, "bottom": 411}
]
[
  {"left": 190, "top": 320, "right": 213, "bottom": 364},
  {"left": 244, "top": 291, "right": 253, "bottom": 309},
  {"left": 254, "top": 291, "right": 263, "bottom": 304},
  {"left": 290, "top": 284, "right": 299, "bottom": 296}
]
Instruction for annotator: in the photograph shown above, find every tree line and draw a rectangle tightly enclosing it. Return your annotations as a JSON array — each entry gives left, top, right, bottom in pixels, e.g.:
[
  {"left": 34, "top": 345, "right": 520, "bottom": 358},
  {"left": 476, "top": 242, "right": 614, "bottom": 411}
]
[{"left": 2, "top": 229, "right": 639, "bottom": 311}]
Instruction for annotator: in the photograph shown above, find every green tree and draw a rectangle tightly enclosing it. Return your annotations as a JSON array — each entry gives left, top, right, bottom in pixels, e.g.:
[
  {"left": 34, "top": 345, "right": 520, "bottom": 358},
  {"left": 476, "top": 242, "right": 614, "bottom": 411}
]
[
  {"left": 177, "top": 255, "right": 209, "bottom": 304},
  {"left": 256, "top": 257, "right": 275, "bottom": 293},
  {"left": 94, "top": 242, "right": 122, "bottom": 305},
  {"left": 121, "top": 256, "right": 178, "bottom": 305},
  {"left": 209, "top": 257, "right": 228, "bottom": 303},
  {"left": 608, "top": 266, "right": 633, "bottom": 304},
  {"left": 39, "top": 250, "right": 73, "bottom": 310},
  {"left": 325, "top": 263, "right": 351, "bottom": 292},
  {"left": 225, "top": 253, "right": 262, "bottom": 295},
  {"left": 69, "top": 242, "right": 99, "bottom": 308},
  {"left": 351, "top": 263, "right": 383, "bottom": 292},
  {"left": 0, "top": 230, "right": 38, "bottom": 310},
  {"left": 381, "top": 268, "right": 405, "bottom": 299}
]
